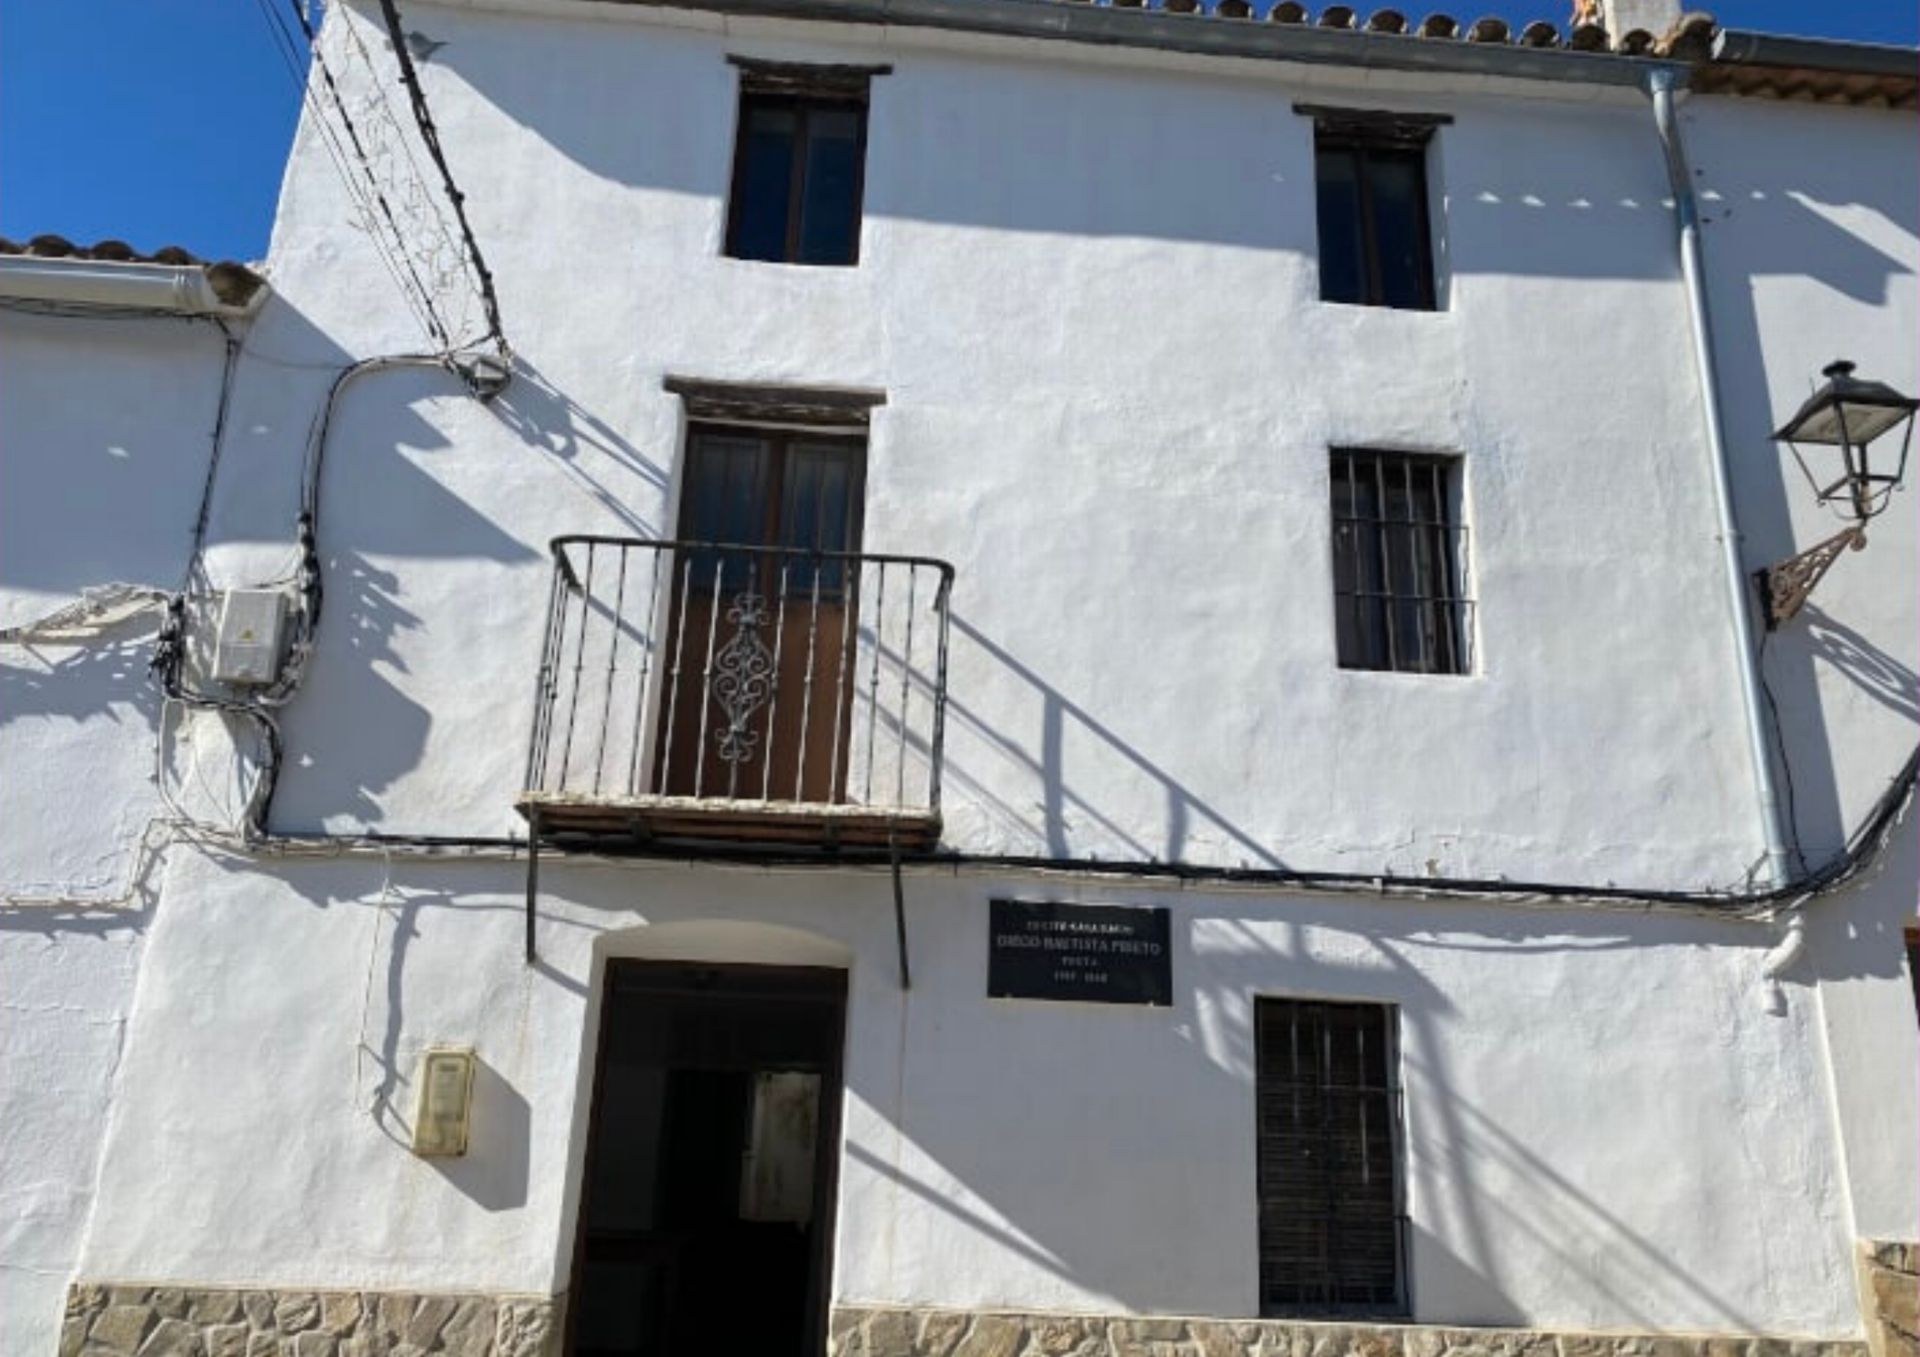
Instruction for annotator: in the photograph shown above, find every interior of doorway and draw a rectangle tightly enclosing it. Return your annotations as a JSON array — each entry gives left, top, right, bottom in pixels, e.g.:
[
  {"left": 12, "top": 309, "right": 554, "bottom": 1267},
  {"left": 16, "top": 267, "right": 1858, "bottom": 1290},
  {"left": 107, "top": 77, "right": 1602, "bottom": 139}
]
[{"left": 567, "top": 961, "right": 847, "bottom": 1357}]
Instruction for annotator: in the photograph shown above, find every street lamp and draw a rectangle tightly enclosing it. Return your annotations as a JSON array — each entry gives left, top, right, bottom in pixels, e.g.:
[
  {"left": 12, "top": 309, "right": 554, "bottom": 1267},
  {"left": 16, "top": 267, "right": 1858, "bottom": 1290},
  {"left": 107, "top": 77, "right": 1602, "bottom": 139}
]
[{"left": 1756, "top": 360, "right": 1917, "bottom": 629}]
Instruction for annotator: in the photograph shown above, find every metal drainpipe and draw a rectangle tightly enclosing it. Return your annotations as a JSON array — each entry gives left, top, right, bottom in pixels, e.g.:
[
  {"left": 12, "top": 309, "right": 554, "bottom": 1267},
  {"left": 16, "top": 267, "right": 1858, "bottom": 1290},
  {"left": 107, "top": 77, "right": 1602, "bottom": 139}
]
[{"left": 1645, "top": 66, "right": 1793, "bottom": 889}]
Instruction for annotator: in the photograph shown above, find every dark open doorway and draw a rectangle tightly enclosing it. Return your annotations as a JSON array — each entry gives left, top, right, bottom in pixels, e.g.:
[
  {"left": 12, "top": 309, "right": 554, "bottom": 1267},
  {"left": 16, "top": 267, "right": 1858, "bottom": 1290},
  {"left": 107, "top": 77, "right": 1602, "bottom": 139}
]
[{"left": 568, "top": 961, "right": 847, "bottom": 1357}]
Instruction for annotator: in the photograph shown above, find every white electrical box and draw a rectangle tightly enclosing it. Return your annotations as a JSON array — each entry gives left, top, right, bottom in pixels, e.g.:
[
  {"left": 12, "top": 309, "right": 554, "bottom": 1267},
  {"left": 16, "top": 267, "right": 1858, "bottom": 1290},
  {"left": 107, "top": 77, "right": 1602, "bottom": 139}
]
[
  {"left": 211, "top": 589, "right": 286, "bottom": 685},
  {"left": 412, "top": 1047, "right": 476, "bottom": 1157}
]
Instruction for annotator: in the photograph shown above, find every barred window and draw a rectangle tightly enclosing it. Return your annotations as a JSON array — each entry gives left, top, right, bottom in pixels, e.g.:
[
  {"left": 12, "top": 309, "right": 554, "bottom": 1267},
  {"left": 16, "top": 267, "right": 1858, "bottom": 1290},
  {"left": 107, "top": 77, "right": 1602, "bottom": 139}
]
[
  {"left": 1256, "top": 998, "right": 1407, "bottom": 1318},
  {"left": 1331, "top": 450, "right": 1471, "bottom": 675}
]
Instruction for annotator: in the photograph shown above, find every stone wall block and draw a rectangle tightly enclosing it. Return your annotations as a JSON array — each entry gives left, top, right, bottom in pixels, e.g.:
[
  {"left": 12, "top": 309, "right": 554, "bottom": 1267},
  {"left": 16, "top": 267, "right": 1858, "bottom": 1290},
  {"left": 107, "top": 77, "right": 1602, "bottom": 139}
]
[
  {"left": 191, "top": 1294, "right": 244, "bottom": 1327},
  {"left": 274, "top": 1295, "right": 320, "bottom": 1336},
  {"left": 917, "top": 1309, "right": 971, "bottom": 1357},
  {"left": 89, "top": 1305, "right": 157, "bottom": 1354},
  {"left": 495, "top": 1297, "right": 555, "bottom": 1357},
  {"left": 403, "top": 1296, "right": 458, "bottom": 1350},
  {"left": 242, "top": 1295, "right": 276, "bottom": 1332},
  {"left": 134, "top": 1317, "right": 205, "bottom": 1357},
  {"left": 243, "top": 1334, "right": 281, "bottom": 1357},
  {"left": 289, "top": 1333, "right": 337, "bottom": 1357},
  {"left": 152, "top": 1291, "right": 190, "bottom": 1321},
  {"left": 374, "top": 1294, "right": 414, "bottom": 1343},
  {"left": 1032, "top": 1315, "right": 1105, "bottom": 1357},
  {"left": 953, "top": 1314, "right": 1027, "bottom": 1357},
  {"left": 319, "top": 1294, "right": 363, "bottom": 1336}
]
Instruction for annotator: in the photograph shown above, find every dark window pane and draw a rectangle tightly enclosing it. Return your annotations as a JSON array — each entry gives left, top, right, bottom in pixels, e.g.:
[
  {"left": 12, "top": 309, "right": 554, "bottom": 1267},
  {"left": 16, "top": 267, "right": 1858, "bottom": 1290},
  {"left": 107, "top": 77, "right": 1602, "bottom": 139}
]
[
  {"left": 780, "top": 445, "right": 858, "bottom": 590},
  {"left": 797, "top": 107, "right": 864, "bottom": 265},
  {"left": 1366, "top": 150, "right": 1432, "bottom": 310},
  {"left": 728, "top": 101, "right": 798, "bottom": 263},
  {"left": 1315, "top": 146, "right": 1366, "bottom": 305},
  {"left": 683, "top": 434, "right": 770, "bottom": 592}
]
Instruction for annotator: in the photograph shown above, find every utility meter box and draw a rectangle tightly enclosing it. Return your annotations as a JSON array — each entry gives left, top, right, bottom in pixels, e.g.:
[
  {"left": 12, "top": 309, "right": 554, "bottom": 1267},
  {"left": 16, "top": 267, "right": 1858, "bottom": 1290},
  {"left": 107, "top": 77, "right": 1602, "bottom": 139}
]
[{"left": 211, "top": 589, "right": 285, "bottom": 685}]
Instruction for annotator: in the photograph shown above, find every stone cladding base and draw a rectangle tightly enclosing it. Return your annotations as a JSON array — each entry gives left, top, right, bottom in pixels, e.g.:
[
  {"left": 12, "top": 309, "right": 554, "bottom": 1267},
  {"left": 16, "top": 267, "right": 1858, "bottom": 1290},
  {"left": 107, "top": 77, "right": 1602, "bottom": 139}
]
[
  {"left": 828, "top": 1306, "right": 1870, "bottom": 1357},
  {"left": 60, "top": 1284, "right": 558, "bottom": 1357},
  {"left": 1859, "top": 1241, "right": 1918, "bottom": 1357}
]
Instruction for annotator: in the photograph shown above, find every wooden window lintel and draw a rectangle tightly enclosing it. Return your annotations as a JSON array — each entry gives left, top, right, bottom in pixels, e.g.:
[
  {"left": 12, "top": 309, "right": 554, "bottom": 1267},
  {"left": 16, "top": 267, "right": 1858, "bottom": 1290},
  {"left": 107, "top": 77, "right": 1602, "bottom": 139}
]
[{"left": 664, "top": 376, "right": 887, "bottom": 429}]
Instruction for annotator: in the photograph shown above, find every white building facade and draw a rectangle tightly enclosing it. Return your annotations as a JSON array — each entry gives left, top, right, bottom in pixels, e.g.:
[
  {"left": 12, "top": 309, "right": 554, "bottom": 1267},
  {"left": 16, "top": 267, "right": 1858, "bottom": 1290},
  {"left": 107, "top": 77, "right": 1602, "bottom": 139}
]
[{"left": 3, "top": 2, "right": 1916, "bottom": 1355}]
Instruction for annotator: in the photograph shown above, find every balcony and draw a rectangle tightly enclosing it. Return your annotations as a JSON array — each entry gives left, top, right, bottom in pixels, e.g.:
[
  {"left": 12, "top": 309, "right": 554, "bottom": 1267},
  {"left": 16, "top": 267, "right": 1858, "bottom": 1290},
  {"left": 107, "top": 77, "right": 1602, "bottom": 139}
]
[{"left": 518, "top": 536, "right": 955, "bottom": 853}]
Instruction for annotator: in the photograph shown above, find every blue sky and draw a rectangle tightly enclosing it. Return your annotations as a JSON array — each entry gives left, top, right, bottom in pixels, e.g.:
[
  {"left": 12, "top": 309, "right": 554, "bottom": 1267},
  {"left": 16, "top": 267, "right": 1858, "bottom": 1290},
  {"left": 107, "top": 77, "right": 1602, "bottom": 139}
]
[{"left": 3, "top": 0, "right": 1915, "bottom": 261}]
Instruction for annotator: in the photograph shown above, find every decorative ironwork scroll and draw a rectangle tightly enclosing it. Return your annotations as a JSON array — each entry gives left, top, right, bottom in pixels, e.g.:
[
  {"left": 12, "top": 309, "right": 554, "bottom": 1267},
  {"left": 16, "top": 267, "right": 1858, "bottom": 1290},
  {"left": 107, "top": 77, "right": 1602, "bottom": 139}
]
[
  {"left": 711, "top": 593, "right": 777, "bottom": 764},
  {"left": 1756, "top": 525, "right": 1866, "bottom": 630}
]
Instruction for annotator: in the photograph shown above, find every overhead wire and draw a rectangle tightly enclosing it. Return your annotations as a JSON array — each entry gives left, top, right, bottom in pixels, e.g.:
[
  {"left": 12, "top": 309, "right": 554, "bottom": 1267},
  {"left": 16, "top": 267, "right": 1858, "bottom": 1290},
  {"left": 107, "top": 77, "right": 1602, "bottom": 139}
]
[{"left": 250, "top": 0, "right": 450, "bottom": 346}]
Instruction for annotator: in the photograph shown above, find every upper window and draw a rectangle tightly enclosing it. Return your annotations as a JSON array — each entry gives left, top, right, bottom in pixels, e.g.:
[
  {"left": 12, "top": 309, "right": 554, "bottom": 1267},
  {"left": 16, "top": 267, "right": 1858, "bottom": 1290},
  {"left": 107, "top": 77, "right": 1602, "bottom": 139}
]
[
  {"left": 1331, "top": 449, "right": 1471, "bottom": 676},
  {"left": 1304, "top": 106, "right": 1445, "bottom": 310},
  {"left": 1255, "top": 997, "right": 1407, "bottom": 1317},
  {"left": 724, "top": 60, "right": 884, "bottom": 267}
]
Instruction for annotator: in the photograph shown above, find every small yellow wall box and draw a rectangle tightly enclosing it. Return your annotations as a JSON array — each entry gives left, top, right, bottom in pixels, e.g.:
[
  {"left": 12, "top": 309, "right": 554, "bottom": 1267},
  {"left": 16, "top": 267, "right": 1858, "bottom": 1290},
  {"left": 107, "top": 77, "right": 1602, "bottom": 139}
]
[{"left": 411, "top": 1047, "right": 476, "bottom": 1157}]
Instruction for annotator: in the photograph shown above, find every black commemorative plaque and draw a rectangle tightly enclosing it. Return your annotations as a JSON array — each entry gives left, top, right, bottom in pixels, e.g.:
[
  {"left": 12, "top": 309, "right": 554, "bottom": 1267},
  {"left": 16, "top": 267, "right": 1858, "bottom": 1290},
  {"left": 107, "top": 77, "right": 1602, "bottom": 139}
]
[{"left": 988, "top": 900, "right": 1172, "bottom": 1006}]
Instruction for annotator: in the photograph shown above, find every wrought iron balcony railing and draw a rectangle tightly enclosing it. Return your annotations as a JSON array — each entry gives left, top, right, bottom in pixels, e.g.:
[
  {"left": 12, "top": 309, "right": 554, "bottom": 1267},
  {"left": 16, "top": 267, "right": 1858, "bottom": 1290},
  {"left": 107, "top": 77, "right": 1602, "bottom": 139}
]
[{"left": 519, "top": 536, "right": 954, "bottom": 850}]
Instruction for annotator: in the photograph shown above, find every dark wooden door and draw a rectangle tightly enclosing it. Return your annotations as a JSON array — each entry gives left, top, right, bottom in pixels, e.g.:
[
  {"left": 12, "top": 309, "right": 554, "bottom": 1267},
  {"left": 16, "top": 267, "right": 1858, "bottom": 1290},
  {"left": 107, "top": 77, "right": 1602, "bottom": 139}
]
[{"left": 654, "top": 425, "right": 865, "bottom": 803}]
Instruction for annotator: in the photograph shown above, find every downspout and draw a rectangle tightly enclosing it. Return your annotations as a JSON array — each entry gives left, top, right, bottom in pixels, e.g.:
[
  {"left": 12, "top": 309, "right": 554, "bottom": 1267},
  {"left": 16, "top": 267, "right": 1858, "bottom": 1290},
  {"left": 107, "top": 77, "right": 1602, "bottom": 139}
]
[{"left": 1644, "top": 67, "right": 1793, "bottom": 889}]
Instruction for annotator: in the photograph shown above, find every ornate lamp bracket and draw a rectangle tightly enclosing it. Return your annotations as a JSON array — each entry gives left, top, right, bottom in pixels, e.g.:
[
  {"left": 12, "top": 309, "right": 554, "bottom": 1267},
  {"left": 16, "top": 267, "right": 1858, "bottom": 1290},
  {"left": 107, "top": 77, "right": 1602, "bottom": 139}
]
[{"left": 1754, "top": 525, "right": 1866, "bottom": 631}]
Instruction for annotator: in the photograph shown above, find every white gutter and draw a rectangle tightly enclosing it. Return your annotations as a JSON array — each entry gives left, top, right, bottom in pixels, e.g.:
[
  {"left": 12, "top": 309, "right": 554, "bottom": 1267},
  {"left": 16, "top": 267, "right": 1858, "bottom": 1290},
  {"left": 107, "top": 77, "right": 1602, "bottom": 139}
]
[
  {"left": 0, "top": 255, "right": 267, "bottom": 318},
  {"left": 1645, "top": 67, "right": 1793, "bottom": 890}
]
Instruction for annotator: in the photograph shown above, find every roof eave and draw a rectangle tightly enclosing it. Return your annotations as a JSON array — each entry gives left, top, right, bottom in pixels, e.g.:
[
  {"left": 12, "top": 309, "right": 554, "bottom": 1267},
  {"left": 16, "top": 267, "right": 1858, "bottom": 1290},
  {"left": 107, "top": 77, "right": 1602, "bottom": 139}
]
[
  {"left": 0, "top": 255, "right": 270, "bottom": 319},
  {"left": 596, "top": 0, "right": 1682, "bottom": 87}
]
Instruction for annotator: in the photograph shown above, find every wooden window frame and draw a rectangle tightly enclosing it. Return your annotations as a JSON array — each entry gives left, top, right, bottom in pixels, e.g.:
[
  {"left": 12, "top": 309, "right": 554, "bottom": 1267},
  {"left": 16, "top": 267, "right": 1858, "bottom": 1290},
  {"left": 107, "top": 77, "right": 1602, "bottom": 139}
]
[
  {"left": 1254, "top": 996, "right": 1410, "bottom": 1320},
  {"left": 722, "top": 58, "right": 887, "bottom": 267},
  {"left": 1301, "top": 106, "right": 1447, "bottom": 311}
]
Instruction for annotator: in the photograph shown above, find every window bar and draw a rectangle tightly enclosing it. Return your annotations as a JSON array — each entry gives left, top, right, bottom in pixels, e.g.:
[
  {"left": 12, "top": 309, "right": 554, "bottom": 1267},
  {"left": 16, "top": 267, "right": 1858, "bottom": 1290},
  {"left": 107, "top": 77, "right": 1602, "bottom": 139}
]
[
  {"left": 1358, "top": 1021, "right": 1371, "bottom": 1187},
  {"left": 658, "top": 553, "right": 695, "bottom": 797},
  {"left": 625, "top": 549, "right": 663, "bottom": 797},
  {"left": 1371, "top": 456, "right": 1398, "bottom": 672},
  {"left": 1320, "top": 1009, "right": 1336, "bottom": 1305},
  {"left": 828, "top": 561, "right": 857, "bottom": 805},
  {"left": 862, "top": 560, "right": 888, "bottom": 805},
  {"left": 526, "top": 557, "right": 567, "bottom": 793},
  {"left": 694, "top": 554, "right": 727, "bottom": 800},
  {"left": 1401, "top": 456, "right": 1426, "bottom": 672},
  {"left": 1436, "top": 462, "right": 1459, "bottom": 675},
  {"left": 593, "top": 544, "right": 629, "bottom": 796},
  {"left": 926, "top": 570, "right": 953, "bottom": 812},
  {"left": 796, "top": 563, "right": 824, "bottom": 803},
  {"left": 1345, "top": 453, "right": 1367, "bottom": 668},
  {"left": 895, "top": 563, "right": 918, "bottom": 808},
  {"left": 557, "top": 542, "right": 597, "bottom": 792},
  {"left": 760, "top": 557, "right": 792, "bottom": 802}
]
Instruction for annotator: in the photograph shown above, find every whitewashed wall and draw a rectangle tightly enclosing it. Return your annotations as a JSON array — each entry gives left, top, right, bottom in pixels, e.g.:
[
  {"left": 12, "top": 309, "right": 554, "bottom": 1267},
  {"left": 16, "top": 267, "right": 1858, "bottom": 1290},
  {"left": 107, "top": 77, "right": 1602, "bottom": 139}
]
[
  {"left": 1688, "top": 91, "right": 1920, "bottom": 1249},
  {"left": 8, "top": 0, "right": 1917, "bottom": 1348},
  {"left": 79, "top": 848, "right": 1863, "bottom": 1335},
  {"left": 0, "top": 311, "right": 237, "bottom": 1357},
  {"left": 210, "top": 0, "right": 1782, "bottom": 885}
]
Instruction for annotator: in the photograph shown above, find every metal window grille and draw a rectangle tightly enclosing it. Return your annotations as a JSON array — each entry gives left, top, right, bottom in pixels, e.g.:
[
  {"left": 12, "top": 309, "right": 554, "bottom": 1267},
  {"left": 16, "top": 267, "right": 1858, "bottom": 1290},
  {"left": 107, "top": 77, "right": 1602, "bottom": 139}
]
[
  {"left": 1331, "top": 450, "right": 1472, "bottom": 675},
  {"left": 1255, "top": 997, "right": 1408, "bottom": 1318}
]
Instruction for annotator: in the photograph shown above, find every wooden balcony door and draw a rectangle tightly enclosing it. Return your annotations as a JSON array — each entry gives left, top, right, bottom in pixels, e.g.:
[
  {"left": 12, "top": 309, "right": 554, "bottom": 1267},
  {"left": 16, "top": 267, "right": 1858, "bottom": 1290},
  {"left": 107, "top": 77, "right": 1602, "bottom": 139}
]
[{"left": 653, "top": 424, "right": 866, "bottom": 802}]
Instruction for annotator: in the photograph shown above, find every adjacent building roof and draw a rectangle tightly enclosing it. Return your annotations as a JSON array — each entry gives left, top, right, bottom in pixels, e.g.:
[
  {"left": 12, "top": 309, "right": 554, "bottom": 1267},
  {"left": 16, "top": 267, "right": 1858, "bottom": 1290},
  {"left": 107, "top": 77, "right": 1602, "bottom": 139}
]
[
  {"left": 0, "top": 236, "right": 269, "bottom": 317},
  {"left": 598, "top": 0, "right": 1918, "bottom": 107}
]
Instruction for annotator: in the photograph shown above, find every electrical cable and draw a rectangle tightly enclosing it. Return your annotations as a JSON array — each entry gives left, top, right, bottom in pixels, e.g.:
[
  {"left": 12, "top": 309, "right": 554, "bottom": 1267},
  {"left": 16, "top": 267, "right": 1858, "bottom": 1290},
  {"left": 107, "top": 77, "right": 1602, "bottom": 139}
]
[
  {"left": 1756, "top": 630, "right": 1811, "bottom": 874},
  {"left": 373, "top": 0, "right": 509, "bottom": 353},
  {"left": 253, "top": 0, "right": 450, "bottom": 345}
]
